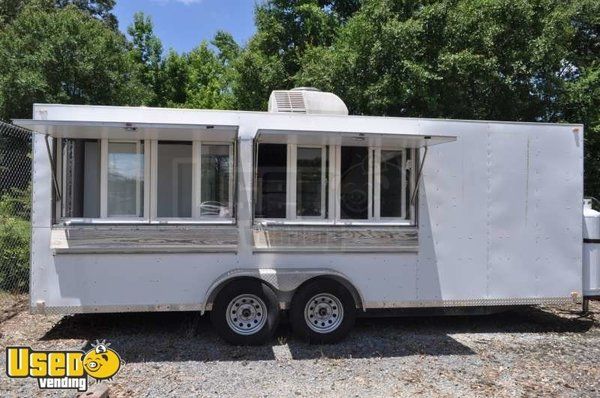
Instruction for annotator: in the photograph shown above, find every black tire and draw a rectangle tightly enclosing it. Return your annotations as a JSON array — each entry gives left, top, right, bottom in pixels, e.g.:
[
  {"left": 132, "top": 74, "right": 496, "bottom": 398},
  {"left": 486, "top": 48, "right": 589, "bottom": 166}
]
[
  {"left": 211, "top": 279, "right": 280, "bottom": 345},
  {"left": 290, "top": 279, "right": 356, "bottom": 344}
]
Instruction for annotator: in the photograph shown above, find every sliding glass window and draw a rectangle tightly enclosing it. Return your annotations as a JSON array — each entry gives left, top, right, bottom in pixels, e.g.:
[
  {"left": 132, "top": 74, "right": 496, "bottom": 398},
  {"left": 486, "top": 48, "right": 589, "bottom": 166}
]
[
  {"left": 201, "top": 145, "right": 231, "bottom": 217},
  {"left": 340, "top": 146, "right": 369, "bottom": 220},
  {"left": 296, "top": 147, "right": 326, "bottom": 218},
  {"left": 254, "top": 143, "right": 414, "bottom": 224},
  {"left": 255, "top": 144, "right": 328, "bottom": 220},
  {"left": 153, "top": 141, "right": 233, "bottom": 220},
  {"left": 60, "top": 139, "right": 101, "bottom": 218},
  {"left": 55, "top": 138, "right": 234, "bottom": 223},
  {"left": 156, "top": 141, "right": 193, "bottom": 218},
  {"left": 255, "top": 144, "right": 287, "bottom": 218},
  {"left": 379, "top": 150, "right": 403, "bottom": 218},
  {"left": 107, "top": 141, "right": 144, "bottom": 217}
]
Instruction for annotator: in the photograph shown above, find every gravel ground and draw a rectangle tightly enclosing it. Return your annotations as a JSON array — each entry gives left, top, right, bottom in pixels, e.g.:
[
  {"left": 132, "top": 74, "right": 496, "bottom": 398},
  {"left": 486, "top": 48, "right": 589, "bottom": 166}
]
[{"left": 0, "top": 298, "right": 598, "bottom": 397}]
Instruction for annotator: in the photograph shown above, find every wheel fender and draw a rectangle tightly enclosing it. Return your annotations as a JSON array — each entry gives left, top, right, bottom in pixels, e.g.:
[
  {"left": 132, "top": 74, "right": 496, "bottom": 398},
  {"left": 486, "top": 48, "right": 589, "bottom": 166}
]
[{"left": 201, "top": 268, "right": 365, "bottom": 313}]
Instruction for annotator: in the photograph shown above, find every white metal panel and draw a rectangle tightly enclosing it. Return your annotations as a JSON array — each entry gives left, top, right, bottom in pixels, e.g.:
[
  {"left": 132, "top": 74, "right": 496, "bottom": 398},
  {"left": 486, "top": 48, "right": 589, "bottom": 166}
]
[
  {"left": 26, "top": 103, "right": 585, "bottom": 312},
  {"left": 416, "top": 122, "right": 582, "bottom": 303},
  {"left": 31, "top": 134, "right": 53, "bottom": 228},
  {"left": 13, "top": 120, "right": 237, "bottom": 142},
  {"left": 256, "top": 129, "right": 455, "bottom": 148},
  {"left": 250, "top": 252, "right": 418, "bottom": 304},
  {"left": 14, "top": 103, "right": 463, "bottom": 142},
  {"left": 486, "top": 125, "right": 536, "bottom": 297},
  {"left": 236, "top": 138, "right": 255, "bottom": 268},
  {"left": 416, "top": 122, "right": 489, "bottom": 301},
  {"left": 40, "top": 252, "right": 237, "bottom": 308},
  {"left": 30, "top": 134, "right": 54, "bottom": 309},
  {"left": 521, "top": 125, "right": 583, "bottom": 297},
  {"left": 26, "top": 104, "right": 244, "bottom": 128}
]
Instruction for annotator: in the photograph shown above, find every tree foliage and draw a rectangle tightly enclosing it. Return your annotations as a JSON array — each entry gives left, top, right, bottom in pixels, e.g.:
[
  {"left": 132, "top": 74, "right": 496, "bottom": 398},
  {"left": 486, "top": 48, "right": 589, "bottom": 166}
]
[
  {"left": 0, "top": 0, "right": 117, "bottom": 28},
  {"left": 0, "top": 186, "right": 30, "bottom": 293},
  {"left": 127, "top": 11, "right": 164, "bottom": 105},
  {"left": 293, "top": 0, "right": 599, "bottom": 195},
  {"left": 0, "top": 3, "right": 145, "bottom": 118},
  {"left": 0, "top": 0, "right": 598, "bottom": 196},
  {"left": 126, "top": 13, "right": 237, "bottom": 109},
  {"left": 295, "top": 0, "right": 597, "bottom": 120},
  {"left": 55, "top": 0, "right": 117, "bottom": 28},
  {"left": 233, "top": 0, "right": 361, "bottom": 110}
]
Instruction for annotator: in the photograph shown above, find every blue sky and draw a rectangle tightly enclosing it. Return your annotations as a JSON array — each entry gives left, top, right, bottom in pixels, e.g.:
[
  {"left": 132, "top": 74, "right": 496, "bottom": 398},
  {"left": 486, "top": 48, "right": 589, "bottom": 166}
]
[{"left": 114, "top": 0, "right": 257, "bottom": 53}]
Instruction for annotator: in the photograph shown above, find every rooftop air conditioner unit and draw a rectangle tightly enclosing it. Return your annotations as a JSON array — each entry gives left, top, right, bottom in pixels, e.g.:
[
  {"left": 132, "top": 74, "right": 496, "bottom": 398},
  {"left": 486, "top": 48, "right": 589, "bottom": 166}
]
[{"left": 268, "top": 87, "right": 349, "bottom": 116}]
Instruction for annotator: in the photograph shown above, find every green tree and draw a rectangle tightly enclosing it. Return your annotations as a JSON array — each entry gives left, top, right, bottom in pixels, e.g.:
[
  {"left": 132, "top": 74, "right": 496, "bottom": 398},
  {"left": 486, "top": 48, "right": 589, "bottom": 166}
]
[
  {"left": 161, "top": 50, "right": 189, "bottom": 106},
  {"left": 213, "top": 30, "right": 240, "bottom": 66},
  {"left": 1, "top": 0, "right": 118, "bottom": 29},
  {"left": 296, "top": 0, "right": 598, "bottom": 119},
  {"left": 296, "top": 0, "right": 599, "bottom": 195},
  {"left": 233, "top": 0, "right": 361, "bottom": 110},
  {"left": 0, "top": 213, "right": 30, "bottom": 293},
  {"left": 559, "top": 0, "right": 600, "bottom": 198},
  {"left": 185, "top": 39, "right": 236, "bottom": 109},
  {"left": 127, "top": 11, "right": 164, "bottom": 106},
  {"left": 0, "top": 4, "right": 145, "bottom": 119},
  {"left": 124, "top": 0, "right": 597, "bottom": 197},
  {"left": 55, "top": 0, "right": 117, "bottom": 28},
  {"left": 0, "top": 0, "right": 29, "bottom": 27},
  {"left": 0, "top": 184, "right": 30, "bottom": 293}
]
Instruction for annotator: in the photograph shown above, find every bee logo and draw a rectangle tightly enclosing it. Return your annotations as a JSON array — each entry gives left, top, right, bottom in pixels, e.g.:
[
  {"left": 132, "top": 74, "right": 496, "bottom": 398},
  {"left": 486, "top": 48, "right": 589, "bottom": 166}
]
[
  {"left": 6, "top": 340, "right": 122, "bottom": 392},
  {"left": 82, "top": 341, "right": 121, "bottom": 380}
]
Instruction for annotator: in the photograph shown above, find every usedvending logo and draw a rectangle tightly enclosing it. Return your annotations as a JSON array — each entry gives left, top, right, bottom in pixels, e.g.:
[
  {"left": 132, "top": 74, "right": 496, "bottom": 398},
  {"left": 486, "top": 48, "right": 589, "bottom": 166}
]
[{"left": 6, "top": 340, "right": 122, "bottom": 391}]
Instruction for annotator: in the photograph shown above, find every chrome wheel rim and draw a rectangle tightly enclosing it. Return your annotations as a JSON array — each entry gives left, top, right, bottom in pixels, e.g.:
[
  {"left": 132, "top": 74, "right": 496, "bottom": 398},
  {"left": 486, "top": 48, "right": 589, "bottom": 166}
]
[
  {"left": 304, "top": 293, "right": 344, "bottom": 334},
  {"left": 226, "top": 294, "right": 268, "bottom": 335}
]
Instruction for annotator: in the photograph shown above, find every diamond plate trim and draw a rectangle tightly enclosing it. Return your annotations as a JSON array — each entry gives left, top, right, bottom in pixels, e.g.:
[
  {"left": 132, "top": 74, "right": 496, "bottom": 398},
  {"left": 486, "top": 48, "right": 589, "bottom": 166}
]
[
  {"left": 364, "top": 296, "right": 575, "bottom": 309},
  {"left": 32, "top": 296, "right": 575, "bottom": 315}
]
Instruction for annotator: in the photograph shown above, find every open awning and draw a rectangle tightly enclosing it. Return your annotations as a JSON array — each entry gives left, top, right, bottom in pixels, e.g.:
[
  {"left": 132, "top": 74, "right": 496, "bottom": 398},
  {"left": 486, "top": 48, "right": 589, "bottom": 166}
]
[
  {"left": 13, "top": 119, "right": 238, "bottom": 142},
  {"left": 256, "top": 127, "right": 456, "bottom": 207},
  {"left": 256, "top": 128, "right": 456, "bottom": 148}
]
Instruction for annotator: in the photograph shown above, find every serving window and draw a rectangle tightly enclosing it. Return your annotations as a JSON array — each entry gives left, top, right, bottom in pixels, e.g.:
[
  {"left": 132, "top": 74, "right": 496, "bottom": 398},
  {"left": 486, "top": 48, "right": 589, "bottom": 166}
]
[
  {"left": 56, "top": 138, "right": 234, "bottom": 224},
  {"left": 156, "top": 141, "right": 192, "bottom": 218},
  {"left": 200, "top": 144, "right": 233, "bottom": 217},
  {"left": 296, "top": 146, "right": 327, "bottom": 219},
  {"left": 59, "top": 138, "right": 101, "bottom": 219},
  {"left": 107, "top": 141, "right": 146, "bottom": 218},
  {"left": 254, "top": 142, "right": 416, "bottom": 225}
]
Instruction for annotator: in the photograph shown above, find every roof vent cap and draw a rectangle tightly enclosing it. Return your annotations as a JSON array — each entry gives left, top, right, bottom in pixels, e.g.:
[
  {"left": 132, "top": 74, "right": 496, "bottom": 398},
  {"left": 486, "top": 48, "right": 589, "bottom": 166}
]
[{"left": 268, "top": 88, "right": 348, "bottom": 115}]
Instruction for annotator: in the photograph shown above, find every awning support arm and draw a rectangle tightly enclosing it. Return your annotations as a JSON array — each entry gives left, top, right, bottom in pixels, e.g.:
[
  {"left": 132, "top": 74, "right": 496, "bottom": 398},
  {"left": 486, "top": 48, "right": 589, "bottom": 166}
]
[
  {"left": 252, "top": 139, "right": 259, "bottom": 224},
  {"left": 44, "top": 134, "right": 62, "bottom": 201},
  {"left": 410, "top": 145, "right": 428, "bottom": 205}
]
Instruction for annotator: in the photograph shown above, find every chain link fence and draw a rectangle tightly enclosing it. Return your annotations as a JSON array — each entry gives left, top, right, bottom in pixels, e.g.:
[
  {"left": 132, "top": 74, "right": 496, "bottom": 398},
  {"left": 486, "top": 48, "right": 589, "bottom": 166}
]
[{"left": 0, "top": 120, "right": 32, "bottom": 313}]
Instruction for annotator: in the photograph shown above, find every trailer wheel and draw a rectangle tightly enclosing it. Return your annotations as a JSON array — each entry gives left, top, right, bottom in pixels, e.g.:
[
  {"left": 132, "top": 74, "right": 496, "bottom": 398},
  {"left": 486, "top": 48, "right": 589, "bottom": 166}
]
[
  {"left": 211, "top": 279, "right": 279, "bottom": 345},
  {"left": 290, "top": 279, "right": 356, "bottom": 344}
]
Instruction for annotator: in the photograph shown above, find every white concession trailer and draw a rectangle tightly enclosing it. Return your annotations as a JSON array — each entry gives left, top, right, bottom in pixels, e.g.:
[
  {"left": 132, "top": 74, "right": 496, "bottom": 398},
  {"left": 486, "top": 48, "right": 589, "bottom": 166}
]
[{"left": 15, "top": 88, "right": 597, "bottom": 344}]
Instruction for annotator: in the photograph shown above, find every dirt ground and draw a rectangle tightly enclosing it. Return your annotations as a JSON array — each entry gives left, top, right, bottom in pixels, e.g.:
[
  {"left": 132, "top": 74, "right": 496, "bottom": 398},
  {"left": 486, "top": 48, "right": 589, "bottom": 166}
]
[{"left": 1, "top": 297, "right": 598, "bottom": 397}]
